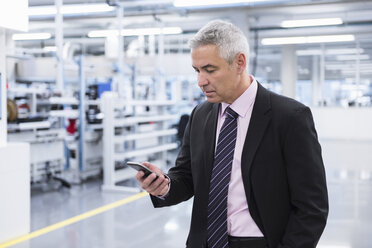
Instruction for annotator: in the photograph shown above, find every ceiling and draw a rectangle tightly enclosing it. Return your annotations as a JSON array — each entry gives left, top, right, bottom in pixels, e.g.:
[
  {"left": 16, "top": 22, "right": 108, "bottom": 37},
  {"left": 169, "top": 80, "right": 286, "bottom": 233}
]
[
  {"left": 23, "top": 0, "right": 372, "bottom": 45},
  {"left": 17, "top": 0, "right": 372, "bottom": 81}
]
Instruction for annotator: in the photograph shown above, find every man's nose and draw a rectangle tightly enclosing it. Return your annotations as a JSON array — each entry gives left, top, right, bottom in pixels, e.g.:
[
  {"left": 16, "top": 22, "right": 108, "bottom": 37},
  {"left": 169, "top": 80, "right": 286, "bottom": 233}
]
[{"left": 197, "top": 73, "right": 208, "bottom": 87}]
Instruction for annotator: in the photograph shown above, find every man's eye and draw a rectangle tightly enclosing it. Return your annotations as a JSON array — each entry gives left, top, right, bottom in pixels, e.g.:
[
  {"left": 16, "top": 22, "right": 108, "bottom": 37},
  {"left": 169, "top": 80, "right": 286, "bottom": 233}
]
[{"left": 206, "top": 70, "right": 215, "bottom": 73}]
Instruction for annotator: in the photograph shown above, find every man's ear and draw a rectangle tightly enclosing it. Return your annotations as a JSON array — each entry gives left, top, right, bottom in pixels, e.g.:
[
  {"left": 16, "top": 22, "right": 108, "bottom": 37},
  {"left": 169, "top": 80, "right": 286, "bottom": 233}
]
[{"left": 235, "top": 53, "right": 247, "bottom": 74}]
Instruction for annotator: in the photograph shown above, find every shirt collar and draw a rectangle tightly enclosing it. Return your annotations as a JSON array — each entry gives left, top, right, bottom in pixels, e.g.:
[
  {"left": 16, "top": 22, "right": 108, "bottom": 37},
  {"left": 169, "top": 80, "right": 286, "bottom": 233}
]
[{"left": 220, "top": 75, "right": 258, "bottom": 118}]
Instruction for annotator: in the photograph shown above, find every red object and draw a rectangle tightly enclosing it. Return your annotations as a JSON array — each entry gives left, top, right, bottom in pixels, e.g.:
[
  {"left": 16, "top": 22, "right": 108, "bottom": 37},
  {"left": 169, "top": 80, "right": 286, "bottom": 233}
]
[{"left": 66, "top": 119, "right": 77, "bottom": 134}]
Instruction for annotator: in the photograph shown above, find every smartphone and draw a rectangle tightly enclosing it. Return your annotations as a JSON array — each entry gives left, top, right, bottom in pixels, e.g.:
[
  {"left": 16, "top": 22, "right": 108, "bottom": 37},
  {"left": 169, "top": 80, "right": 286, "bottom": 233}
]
[{"left": 126, "top": 161, "right": 160, "bottom": 179}]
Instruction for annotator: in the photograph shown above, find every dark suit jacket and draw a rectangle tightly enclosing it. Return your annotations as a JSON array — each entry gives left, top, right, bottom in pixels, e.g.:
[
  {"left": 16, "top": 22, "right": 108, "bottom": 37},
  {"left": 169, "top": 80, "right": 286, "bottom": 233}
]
[{"left": 151, "top": 83, "right": 328, "bottom": 248}]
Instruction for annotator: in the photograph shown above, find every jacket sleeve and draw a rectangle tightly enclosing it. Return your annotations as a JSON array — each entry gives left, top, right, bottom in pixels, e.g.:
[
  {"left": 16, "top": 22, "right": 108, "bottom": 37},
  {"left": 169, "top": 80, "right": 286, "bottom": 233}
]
[
  {"left": 279, "top": 106, "right": 329, "bottom": 248},
  {"left": 151, "top": 106, "right": 196, "bottom": 207}
]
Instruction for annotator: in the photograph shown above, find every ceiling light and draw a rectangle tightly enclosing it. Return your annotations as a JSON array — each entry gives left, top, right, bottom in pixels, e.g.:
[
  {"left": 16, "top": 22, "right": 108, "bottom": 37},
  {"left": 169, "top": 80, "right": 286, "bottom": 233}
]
[
  {"left": 342, "top": 69, "right": 372, "bottom": 74},
  {"left": 88, "top": 30, "right": 118, "bottom": 38},
  {"left": 281, "top": 18, "right": 343, "bottom": 28},
  {"left": 296, "top": 49, "right": 322, "bottom": 56},
  {"left": 336, "top": 54, "right": 370, "bottom": 61},
  {"left": 173, "top": 0, "right": 269, "bottom": 7},
  {"left": 297, "top": 48, "right": 365, "bottom": 56},
  {"left": 261, "top": 34, "right": 355, "bottom": 45},
  {"left": 12, "top": 32, "right": 52, "bottom": 40},
  {"left": 326, "top": 63, "right": 372, "bottom": 70},
  {"left": 122, "top": 27, "right": 182, "bottom": 36},
  {"left": 88, "top": 27, "right": 182, "bottom": 38},
  {"left": 326, "top": 48, "right": 364, "bottom": 55},
  {"left": 28, "top": 3, "right": 115, "bottom": 17},
  {"left": 44, "top": 46, "right": 57, "bottom": 52}
]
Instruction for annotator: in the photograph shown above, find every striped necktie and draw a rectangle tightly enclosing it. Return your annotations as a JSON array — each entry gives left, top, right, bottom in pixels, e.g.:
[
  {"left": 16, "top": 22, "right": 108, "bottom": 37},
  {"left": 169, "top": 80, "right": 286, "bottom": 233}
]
[{"left": 207, "top": 107, "right": 239, "bottom": 248}]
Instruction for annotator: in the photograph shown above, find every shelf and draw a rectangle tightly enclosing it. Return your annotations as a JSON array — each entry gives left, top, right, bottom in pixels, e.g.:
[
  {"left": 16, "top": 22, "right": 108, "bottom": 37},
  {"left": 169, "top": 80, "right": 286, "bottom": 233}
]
[
  {"left": 15, "top": 77, "right": 56, "bottom": 84},
  {"left": 101, "top": 93, "right": 177, "bottom": 193},
  {"left": 15, "top": 77, "right": 78, "bottom": 84},
  {"left": 114, "top": 114, "right": 178, "bottom": 127},
  {"left": 87, "top": 124, "right": 103, "bottom": 130},
  {"left": 114, "top": 142, "right": 178, "bottom": 161},
  {"left": 49, "top": 97, "right": 79, "bottom": 105},
  {"left": 7, "top": 87, "right": 47, "bottom": 94},
  {"left": 114, "top": 100, "right": 176, "bottom": 108},
  {"left": 86, "top": 99, "right": 101, "bottom": 106},
  {"left": 50, "top": 110, "right": 79, "bottom": 119},
  {"left": 114, "top": 128, "right": 177, "bottom": 143},
  {"left": 114, "top": 167, "right": 137, "bottom": 182},
  {"left": 8, "top": 121, "right": 51, "bottom": 131},
  {"left": 8, "top": 128, "right": 65, "bottom": 143}
]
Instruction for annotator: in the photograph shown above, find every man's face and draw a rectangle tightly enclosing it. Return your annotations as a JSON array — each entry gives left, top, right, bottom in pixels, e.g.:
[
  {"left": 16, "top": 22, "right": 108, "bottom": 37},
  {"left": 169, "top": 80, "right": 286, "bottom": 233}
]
[{"left": 191, "top": 44, "right": 240, "bottom": 104}]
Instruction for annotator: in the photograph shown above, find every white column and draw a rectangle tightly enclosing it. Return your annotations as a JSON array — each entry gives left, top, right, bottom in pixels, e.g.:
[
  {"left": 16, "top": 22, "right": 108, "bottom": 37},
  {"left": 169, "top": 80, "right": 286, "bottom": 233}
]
[
  {"left": 149, "top": 34, "right": 155, "bottom": 56},
  {"left": 138, "top": 35, "right": 145, "bottom": 57},
  {"left": 355, "top": 41, "right": 361, "bottom": 98},
  {"left": 312, "top": 55, "right": 321, "bottom": 106},
  {"left": 55, "top": 0, "right": 64, "bottom": 90},
  {"left": 0, "top": 28, "right": 6, "bottom": 146},
  {"left": 116, "top": 5, "right": 131, "bottom": 99},
  {"left": 281, "top": 45, "right": 297, "bottom": 98},
  {"left": 320, "top": 44, "right": 325, "bottom": 105},
  {"left": 228, "top": 11, "right": 250, "bottom": 71},
  {"left": 117, "top": 4, "right": 124, "bottom": 76},
  {"left": 157, "top": 25, "right": 166, "bottom": 100}
]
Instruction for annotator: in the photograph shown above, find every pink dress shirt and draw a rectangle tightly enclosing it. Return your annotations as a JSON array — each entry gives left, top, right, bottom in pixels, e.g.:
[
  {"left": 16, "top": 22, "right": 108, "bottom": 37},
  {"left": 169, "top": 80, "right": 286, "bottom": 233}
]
[{"left": 216, "top": 76, "right": 264, "bottom": 237}]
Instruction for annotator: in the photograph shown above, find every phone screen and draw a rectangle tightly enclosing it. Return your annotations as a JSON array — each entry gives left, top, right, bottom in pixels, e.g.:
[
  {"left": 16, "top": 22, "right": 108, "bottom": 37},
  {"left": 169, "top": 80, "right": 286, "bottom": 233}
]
[{"left": 126, "top": 162, "right": 160, "bottom": 179}]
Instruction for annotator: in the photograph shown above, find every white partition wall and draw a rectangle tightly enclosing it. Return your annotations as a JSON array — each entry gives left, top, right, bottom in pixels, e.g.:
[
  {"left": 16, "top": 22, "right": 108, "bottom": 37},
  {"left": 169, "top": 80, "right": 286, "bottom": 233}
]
[
  {"left": 0, "top": 143, "right": 30, "bottom": 243},
  {"left": 312, "top": 107, "right": 372, "bottom": 141},
  {"left": 312, "top": 107, "right": 372, "bottom": 171},
  {"left": 0, "top": 0, "right": 28, "bottom": 146},
  {"left": 0, "top": 0, "right": 31, "bottom": 243},
  {"left": 0, "top": 0, "right": 28, "bottom": 32},
  {"left": 0, "top": 28, "right": 6, "bottom": 147}
]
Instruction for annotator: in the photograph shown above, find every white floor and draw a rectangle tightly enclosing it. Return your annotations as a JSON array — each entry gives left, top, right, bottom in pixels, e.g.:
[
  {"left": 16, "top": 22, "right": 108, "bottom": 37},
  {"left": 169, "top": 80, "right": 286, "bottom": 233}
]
[{"left": 7, "top": 139, "right": 372, "bottom": 248}]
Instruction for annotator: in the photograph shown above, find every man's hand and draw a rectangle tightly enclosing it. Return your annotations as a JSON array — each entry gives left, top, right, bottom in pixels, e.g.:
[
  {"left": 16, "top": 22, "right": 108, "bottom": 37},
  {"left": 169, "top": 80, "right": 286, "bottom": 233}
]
[{"left": 135, "top": 162, "right": 169, "bottom": 197}]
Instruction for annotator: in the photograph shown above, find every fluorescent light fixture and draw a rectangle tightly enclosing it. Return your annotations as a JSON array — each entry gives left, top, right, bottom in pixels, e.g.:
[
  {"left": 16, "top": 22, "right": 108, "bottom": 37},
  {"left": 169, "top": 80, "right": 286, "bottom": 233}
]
[
  {"left": 281, "top": 18, "right": 343, "bottom": 28},
  {"left": 28, "top": 3, "right": 115, "bottom": 16},
  {"left": 326, "top": 63, "right": 372, "bottom": 70},
  {"left": 88, "top": 30, "right": 119, "bottom": 38},
  {"left": 326, "top": 48, "right": 364, "bottom": 55},
  {"left": 297, "top": 48, "right": 364, "bottom": 56},
  {"left": 173, "top": 0, "right": 269, "bottom": 7},
  {"left": 342, "top": 70, "right": 372, "bottom": 74},
  {"left": 12, "top": 32, "right": 52, "bottom": 40},
  {"left": 296, "top": 49, "right": 322, "bottom": 56},
  {"left": 88, "top": 27, "right": 182, "bottom": 38},
  {"left": 44, "top": 46, "right": 57, "bottom": 52},
  {"left": 336, "top": 54, "right": 370, "bottom": 61},
  {"left": 261, "top": 34, "right": 355, "bottom": 45}
]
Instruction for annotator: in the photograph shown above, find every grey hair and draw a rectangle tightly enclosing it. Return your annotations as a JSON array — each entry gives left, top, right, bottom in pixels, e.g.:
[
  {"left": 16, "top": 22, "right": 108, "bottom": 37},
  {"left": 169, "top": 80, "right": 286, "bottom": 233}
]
[{"left": 189, "top": 20, "right": 250, "bottom": 65}]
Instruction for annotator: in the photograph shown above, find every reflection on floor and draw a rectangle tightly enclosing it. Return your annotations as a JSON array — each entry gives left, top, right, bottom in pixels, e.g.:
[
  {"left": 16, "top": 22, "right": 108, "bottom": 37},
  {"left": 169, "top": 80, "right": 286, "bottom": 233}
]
[{"left": 8, "top": 139, "right": 372, "bottom": 248}]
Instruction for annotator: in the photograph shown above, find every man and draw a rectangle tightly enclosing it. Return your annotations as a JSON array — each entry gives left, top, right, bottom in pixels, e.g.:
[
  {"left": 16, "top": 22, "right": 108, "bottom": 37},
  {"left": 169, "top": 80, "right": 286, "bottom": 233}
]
[{"left": 136, "top": 20, "right": 328, "bottom": 248}]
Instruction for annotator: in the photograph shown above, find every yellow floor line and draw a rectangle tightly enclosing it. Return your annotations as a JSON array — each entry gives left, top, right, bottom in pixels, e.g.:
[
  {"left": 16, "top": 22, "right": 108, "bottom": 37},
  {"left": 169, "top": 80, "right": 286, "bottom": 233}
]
[{"left": 0, "top": 191, "right": 148, "bottom": 248}]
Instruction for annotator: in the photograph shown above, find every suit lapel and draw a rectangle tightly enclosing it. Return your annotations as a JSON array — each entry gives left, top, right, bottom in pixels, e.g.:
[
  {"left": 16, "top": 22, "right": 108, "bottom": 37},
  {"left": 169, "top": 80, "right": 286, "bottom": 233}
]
[
  {"left": 203, "top": 103, "right": 219, "bottom": 181},
  {"left": 241, "top": 83, "right": 272, "bottom": 200}
]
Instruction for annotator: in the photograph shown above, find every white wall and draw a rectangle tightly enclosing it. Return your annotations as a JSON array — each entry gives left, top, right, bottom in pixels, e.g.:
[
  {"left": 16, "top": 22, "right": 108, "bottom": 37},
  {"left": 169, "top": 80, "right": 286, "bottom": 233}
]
[
  {"left": 0, "top": 143, "right": 30, "bottom": 243},
  {"left": 312, "top": 107, "right": 372, "bottom": 171},
  {"left": 312, "top": 107, "right": 372, "bottom": 141},
  {"left": 0, "top": 28, "right": 6, "bottom": 147},
  {"left": 0, "top": 0, "right": 28, "bottom": 32}
]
